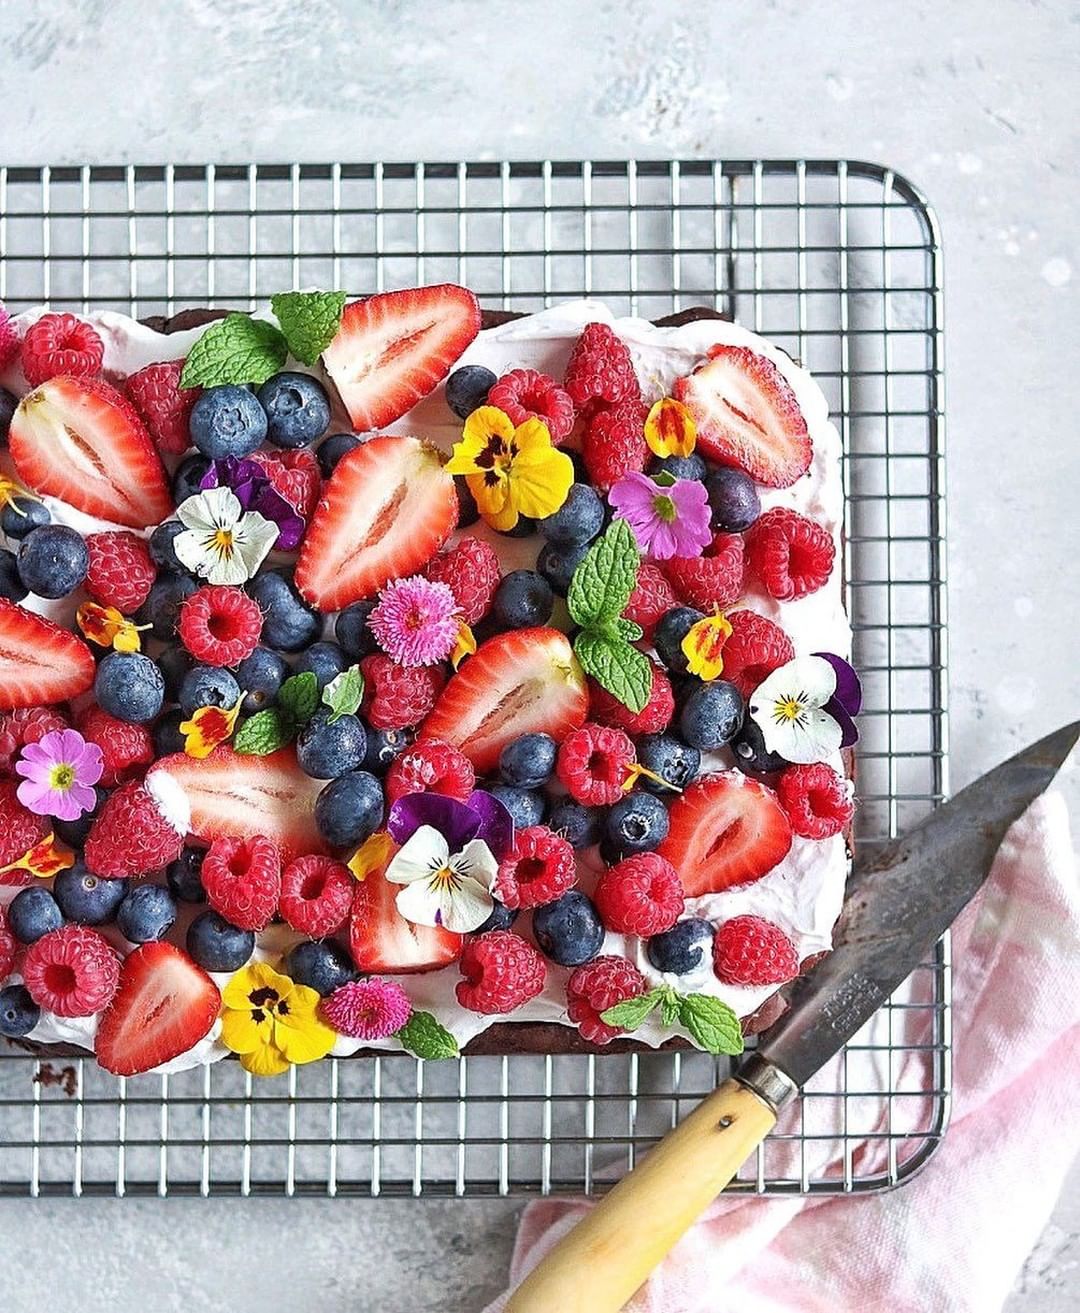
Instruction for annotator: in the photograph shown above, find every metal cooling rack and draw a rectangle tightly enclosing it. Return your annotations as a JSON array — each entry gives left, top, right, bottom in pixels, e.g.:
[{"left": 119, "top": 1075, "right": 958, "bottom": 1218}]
[{"left": 0, "top": 159, "right": 948, "bottom": 1198}]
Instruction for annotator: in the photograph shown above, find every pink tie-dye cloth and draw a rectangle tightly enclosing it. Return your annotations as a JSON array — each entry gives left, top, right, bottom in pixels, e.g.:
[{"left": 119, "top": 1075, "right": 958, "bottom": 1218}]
[{"left": 486, "top": 791, "right": 1079, "bottom": 1313}]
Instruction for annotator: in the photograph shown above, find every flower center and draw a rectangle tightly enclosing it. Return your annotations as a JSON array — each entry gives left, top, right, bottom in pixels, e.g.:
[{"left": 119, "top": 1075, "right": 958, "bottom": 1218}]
[
  {"left": 48, "top": 763, "right": 76, "bottom": 792},
  {"left": 213, "top": 528, "right": 235, "bottom": 556},
  {"left": 652, "top": 493, "right": 677, "bottom": 523},
  {"left": 430, "top": 864, "right": 460, "bottom": 892},
  {"left": 774, "top": 696, "right": 806, "bottom": 723}
]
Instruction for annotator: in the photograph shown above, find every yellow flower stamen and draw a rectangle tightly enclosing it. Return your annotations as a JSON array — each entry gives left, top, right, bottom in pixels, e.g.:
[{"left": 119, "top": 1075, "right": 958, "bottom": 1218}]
[
  {"left": 772, "top": 695, "right": 808, "bottom": 726},
  {"left": 0, "top": 475, "right": 43, "bottom": 514},
  {"left": 48, "top": 762, "right": 76, "bottom": 793}
]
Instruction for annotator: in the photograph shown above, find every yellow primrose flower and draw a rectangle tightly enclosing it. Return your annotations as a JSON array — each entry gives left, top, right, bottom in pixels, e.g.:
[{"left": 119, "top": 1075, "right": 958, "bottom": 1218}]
[
  {"left": 179, "top": 696, "right": 244, "bottom": 759},
  {"left": 445, "top": 406, "right": 574, "bottom": 531},
  {"left": 681, "top": 612, "right": 734, "bottom": 682},
  {"left": 644, "top": 397, "right": 697, "bottom": 459},
  {"left": 76, "top": 602, "right": 149, "bottom": 653},
  {"left": 220, "top": 961, "right": 337, "bottom": 1077}
]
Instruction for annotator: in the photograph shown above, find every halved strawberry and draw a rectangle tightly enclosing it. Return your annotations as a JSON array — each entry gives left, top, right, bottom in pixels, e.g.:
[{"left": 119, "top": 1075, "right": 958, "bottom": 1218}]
[
  {"left": 420, "top": 628, "right": 588, "bottom": 774},
  {"left": 674, "top": 345, "right": 812, "bottom": 489},
  {"left": 322, "top": 284, "right": 481, "bottom": 431},
  {"left": 0, "top": 600, "right": 96, "bottom": 711},
  {"left": 295, "top": 435, "right": 457, "bottom": 611},
  {"left": 149, "top": 746, "right": 326, "bottom": 861},
  {"left": 659, "top": 771, "right": 792, "bottom": 897},
  {"left": 348, "top": 862, "right": 462, "bottom": 975},
  {"left": 95, "top": 942, "right": 221, "bottom": 1077},
  {"left": 9, "top": 376, "right": 174, "bottom": 528}
]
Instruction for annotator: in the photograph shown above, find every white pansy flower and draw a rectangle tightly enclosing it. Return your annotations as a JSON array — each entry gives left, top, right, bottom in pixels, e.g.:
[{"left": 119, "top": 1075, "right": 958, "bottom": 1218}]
[
  {"left": 384, "top": 824, "right": 499, "bottom": 933},
  {"left": 748, "top": 655, "right": 843, "bottom": 765},
  {"left": 173, "top": 486, "right": 279, "bottom": 585}
]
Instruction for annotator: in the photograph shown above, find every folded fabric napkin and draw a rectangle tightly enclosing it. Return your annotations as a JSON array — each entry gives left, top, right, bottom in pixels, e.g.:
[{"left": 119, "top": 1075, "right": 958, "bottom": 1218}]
[{"left": 485, "top": 790, "right": 1079, "bottom": 1313}]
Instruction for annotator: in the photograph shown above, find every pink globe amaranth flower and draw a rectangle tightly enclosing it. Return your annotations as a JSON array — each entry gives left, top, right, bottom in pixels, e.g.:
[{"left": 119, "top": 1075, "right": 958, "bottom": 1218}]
[
  {"left": 608, "top": 471, "right": 712, "bottom": 560},
  {"left": 0, "top": 304, "right": 20, "bottom": 373},
  {"left": 321, "top": 978, "right": 413, "bottom": 1041},
  {"left": 368, "top": 574, "right": 461, "bottom": 667},
  {"left": 14, "top": 728, "right": 104, "bottom": 822}
]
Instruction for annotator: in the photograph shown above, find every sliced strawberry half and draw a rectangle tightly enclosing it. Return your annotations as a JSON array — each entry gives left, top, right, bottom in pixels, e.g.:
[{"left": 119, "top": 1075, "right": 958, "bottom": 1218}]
[
  {"left": 295, "top": 435, "right": 457, "bottom": 611},
  {"left": 674, "top": 345, "right": 812, "bottom": 489},
  {"left": 348, "top": 861, "right": 462, "bottom": 974},
  {"left": 149, "top": 746, "right": 326, "bottom": 861},
  {"left": 95, "top": 942, "right": 221, "bottom": 1077},
  {"left": 322, "top": 284, "right": 481, "bottom": 431},
  {"left": 0, "top": 600, "right": 96, "bottom": 711},
  {"left": 420, "top": 627, "right": 588, "bottom": 774},
  {"left": 659, "top": 771, "right": 792, "bottom": 897},
  {"left": 9, "top": 376, "right": 174, "bottom": 528}
]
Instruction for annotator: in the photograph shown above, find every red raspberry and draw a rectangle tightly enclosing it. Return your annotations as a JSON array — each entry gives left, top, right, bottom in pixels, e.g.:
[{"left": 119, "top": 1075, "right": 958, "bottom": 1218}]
[
  {"left": 21, "top": 312, "right": 104, "bottom": 386},
  {"left": 21, "top": 926, "right": 120, "bottom": 1017},
  {"left": 588, "top": 661, "right": 674, "bottom": 737},
  {"left": 250, "top": 448, "right": 321, "bottom": 519},
  {"left": 424, "top": 537, "right": 501, "bottom": 624},
  {"left": 746, "top": 507, "right": 835, "bottom": 601},
  {"left": 0, "top": 904, "right": 17, "bottom": 978},
  {"left": 719, "top": 610, "right": 795, "bottom": 698},
  {"left": 76, "top": 706, "right": 154, "bottom": 788},
  {"left": 564, "top": 323, "right": 640, "bottom": 419},
  {"left": 202, "top": 835, "right": 282, "bottom": 932},
  {"left": 0, "top": 778, "right": 52, "bottom": 878},
  {"left": 494, "top": 825, "right": 577, "bottom": 910},
  {"left": 83, "top": 779, "right": 185, "bottom": 879},
  {"left": 593, "top": 853, "right": 684, "bottom": 937},
  {"left": 623, "top": 561, "right": 678, "bottom": 643},
  {"left": 178, "top": 585, "right": 263, "bottom": 667},
  {"left": 566, "top": 955, "right": 648, "bottom": 1045},
  {"left": 487, "top": 369, "right": 575, "bottom": 445},
  {"left": 0, "top": 304, "right": 19, "bottom": 372},
  {"left": 279, "top": 854, "right": 354, "bottom": 938},
  {"left": 777, "top": 762, "right": 853, "bottom": 840},
  {"left": 713, "top": 914, "right": 799, "bottom": 986},
  {"left": 455, "top": 931, "right": 547, "bottom": 1015},
  {"left": 84, "top": 531, "right": 157, "bottom": 614},
  {"left": 582, "top": 399, "right": 649, "bottom": 492},
  {"left": 662, "top": 531, "right": 745, "bottom": 612},
  {"left": 0, "top": 705, "right": 69, "bottom": 776},
  {"left": 125, "top": 359, "right": 199, "bottom": 456},
  {"left": 556, "top": 722, "right": 636, "bottom": 806},
  {"left": 385, "top": 739, "right": 476, "bottom": 804},
  {"left": 361, "top": 654, "right": 445, "bottom": 731}
]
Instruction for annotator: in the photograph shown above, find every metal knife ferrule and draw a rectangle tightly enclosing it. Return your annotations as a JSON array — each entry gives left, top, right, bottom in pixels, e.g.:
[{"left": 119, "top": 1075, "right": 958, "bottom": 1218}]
[{"left": 734, "top": 1053, "right": 799, "bottom": 1113}]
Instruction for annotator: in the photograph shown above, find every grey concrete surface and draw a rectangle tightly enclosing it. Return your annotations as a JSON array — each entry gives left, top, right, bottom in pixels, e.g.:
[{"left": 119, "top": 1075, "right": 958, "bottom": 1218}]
[{"left": 0, "top": 0, "right": 1077, "bottom": 1309}]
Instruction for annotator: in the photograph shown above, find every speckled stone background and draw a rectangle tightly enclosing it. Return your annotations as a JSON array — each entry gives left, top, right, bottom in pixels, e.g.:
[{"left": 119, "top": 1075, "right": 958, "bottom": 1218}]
[{"left": 0, "top": 1, "right": 1077, "bottom": 1309}]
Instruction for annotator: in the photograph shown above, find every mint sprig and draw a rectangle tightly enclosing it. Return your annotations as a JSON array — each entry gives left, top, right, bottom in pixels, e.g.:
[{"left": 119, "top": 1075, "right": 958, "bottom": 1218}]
[
  {"left": 397, "top": 1011, "right": 459, "bottom": 1060},
  {"left": 271, "top": 290, "right": 347, "bottom": 366},
  {"left": 600, "top": 986, "right": 745, "bottom": 1056},
  {"left": 322, "top": 665, "right": 364, "bottom": 724},
  {"left": 278, "top": 672, "right": 320, "bottom": 726},
  {"left": 180, "top": 313, "right": 288, "bottom": 388},
  {"left": 574, "top": 629, "right": 652, "bottom": 712},
  {"left": 233, "top": 671, "right": 321, "bottom": 756}
]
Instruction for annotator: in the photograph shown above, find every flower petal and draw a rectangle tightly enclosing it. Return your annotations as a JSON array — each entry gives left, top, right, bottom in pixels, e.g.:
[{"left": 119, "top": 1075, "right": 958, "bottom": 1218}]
[
  {"left": 222, "top": 961, "right": 289, "bottom": 1011},
  {"left": 814, "top": 652, "right": 863, "bottom": 717},
  {"left": 465, "top": 789, "right": 515, "bottom": 862},
  {"left": 273, "top": 999, "right": 337, "bottom": 1065},
  {"left": 450, "top": 838, "right": 499, "bottom": 890},
  {"left": 220, "top": 1007, "right": 273, "bottom": 1055},
  {"left": 239, "top": 1043, "right": 292, "bottom": 1077},
  {"left": 434, "top": 876, "right": 495, "bottom": 934},
  {"left": 508, "top": 446, "right": 575, "bottom": 521},
  {"left": 231, "top": 511, "right": 280, "bottom": 576},
  {"left": 176, "top": 485, "right": 241, "bottom": 533},
  {"left": 384, "top": 826, "right": 450, "bottom": 887},
  {"left": 752, "top": 655, "right": 837, "bottom": 710},
  {"left": 755, "top": 703, "right": 843, "bottom": 764},
  {"left": 825, "top": 697, "right": 859, "bottom": 748},
  {"left": 393, "top": 876, "right": 445, "bottom": 928}
]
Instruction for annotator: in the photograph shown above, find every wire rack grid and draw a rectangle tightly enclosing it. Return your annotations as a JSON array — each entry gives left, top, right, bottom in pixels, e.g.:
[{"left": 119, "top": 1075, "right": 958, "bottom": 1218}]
[{"left": 0, "top": 159, "right": 947, "bottom": 1199}]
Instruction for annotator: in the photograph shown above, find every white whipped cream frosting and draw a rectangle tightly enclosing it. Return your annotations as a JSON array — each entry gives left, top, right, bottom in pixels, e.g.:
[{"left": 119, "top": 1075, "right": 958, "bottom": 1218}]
[{"left": 1, "top": 300, "right": 851, "bottom": 1071}]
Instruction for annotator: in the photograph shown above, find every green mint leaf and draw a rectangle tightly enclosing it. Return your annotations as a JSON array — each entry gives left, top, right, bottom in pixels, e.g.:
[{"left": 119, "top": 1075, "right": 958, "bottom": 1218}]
[
  {"left": 614, "top": 616, "right": 643, "bottom": 643},
  {"left": 567, "top": 519, "right": 640, "bottom": 629},
  {"left": 278, "top": 672, "right": 320, "bottom": 726},
  {"left": 397, "top": 1011, "right": 459, "bottom": 1060},
  {"left": 233, "top": 708, "right": 294, "bottom": 756},
  {"left": 660, "top": 989, "right": 682, "bottom": 1027},
  {"left": 678, "top": 994, "right": 745, "bottom": 1056},
  {"left": 180, "top": 313, "right": 288, "bottom": 388},
  {"left": 322, "top": 665, "right": 364, "bottom": 724},
  {"left": 599, "top": 988, "right": 664, "bottom": 1030},
  {"left": 271, "top": 290, "right": 348, "bottom": 366},
  {"left": 574, "top": 630, "right": 652, "bottom": 714}
]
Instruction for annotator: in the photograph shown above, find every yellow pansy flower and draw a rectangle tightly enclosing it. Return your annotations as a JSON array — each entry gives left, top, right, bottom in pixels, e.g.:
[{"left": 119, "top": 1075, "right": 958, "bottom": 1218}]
[
  {"left": 220, "top": 961, "right": 337, "bottom": 1077},
  {"left": 644, "top": 397, "right": 697, "bottom": 459},
  {"left": 445, "top": 406, "right": 574, "bottom": 531},
  {"left": 681, "top": 612, "right": 734, "bottom": 682}
]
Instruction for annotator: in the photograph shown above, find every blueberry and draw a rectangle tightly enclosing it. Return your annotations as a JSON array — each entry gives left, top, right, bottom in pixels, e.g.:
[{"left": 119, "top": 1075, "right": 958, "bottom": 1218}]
[
  {"left": 166, "top": 848, "right": 207, "bottom": 903},
  {"left": 117, "top": 884, "right": 177, "bottom": 943},
  {"left": 547, "top": 799, "right": 603, "bottom": 850},
  {"left": 153, "top": 708, "right": 187, "bottom": 756},
  {"left": 296, "top": 708, "right": 367, "bottom": 779},
  {"left": 315, "top": 770, "right": 385, "bottom": 848},
  {"left": 0, "top": 548, "right": 27, "bottom": 603},
  {"left": 705, "top": 467, "right": 761, "bottom": 533},
  {"left": 53, "top": 865, "right": 129, "bottom": 925},
  {"left": 730, "top": 717, "right": 788, "bottom": 775},
  {"left": 186, "top": 911, "right": 255, "bottom": 973},
  {"left": 536, "top": 540, "right": 589, "bottom": 596},
  {"left": 475, "top": 902, "right": 520, "bottom": 933},
  {"left": 172, "top": 455, "right": 211, "bottom": 505},
  {"left": 487, "top": 784, "right": 545, "bottom": 829},
  {"left": 646, "top": 918, "right": 714, "bottom": 975},
  {"left": 493, "top": 570, "right": 553, "bottom": 629},
  {"left": 499, "top": 733, "right": 557, "bottom": 789},
  {"left": 454, "top": 477, "right": 480, "bottom": 528},
  {"left": 317, "top": 432, "right": 361, "bottom": 477},
  {"left": 158, "top": 645, "right": 193, "bottom": 703},
  {"left": 149, "top": 520, "right": 188, "bottom": 572},
  {"left": 636, "top": 733, "right": 701, "bottom": 793},
  {"left": 8, "top": 887, "right": 63, "bottom": 944},
  {"left": 445, "top": 364, "right": 497, "bottom": 419},
  {"left": 285, "top": 940, "right": 357, "bottom": 997},
  {"left": 236, "top": 645, "right": 288, "bottom": 713},
  {"left": 138, "top": 572, "right": 197, "bottom": 641},
  {"left": 257, "top": 371, "right": 331, "bottom": 449},
  {"left": 248, "top": 569, "right": 320, "bottom": 652},
  {"left": 334, "top": 600, "right": 378, "bottom": 659},
  {"left": 653, "top": 606, "right": 706, "bottom": 676},
  {"left": 189, "top": 384, "right": 267, "bottom": 460},
  {"left": 500, "top": 515, "right": 536, "bottom": 539},
  {"left": 537, "top": 483, "right": 604, "bottom": 546},
  {"left": 54, "top": 786, "right": 107, "bottom": 848},
  {"left": 179, "top": 665, "right": 241, "bottom": 719},
  {"left": 679, "top": 680, "right": 744, "bottom": 751},
  {"left": 294, "top": 640, "right": 348, "bottom": 691},
  {"left": 95, "top": 651, "right": 165, "bottom": 724},
  {"left": 651, "top": 453, "right": 707, "bottom": 482},
  {"left": 1, "top": 497, "right": 51, "bottom": 541},
  {"left": 0, "top": 985, "right": 39, "bottom": 1038},
  {"left": 603, "top": 791, "right": 670, "bottom": 857},
  {"left": 363, "top": 725, "right": 412, "bottom": 775},
  {"left": 532, "top": 891, "right": 605, "bottom": 967},
  {"left": 17, "top": 525, "right": 88, "bottom": 599},
  {"left": 0, "top": 387, "right": 16, "bottom": 446}
]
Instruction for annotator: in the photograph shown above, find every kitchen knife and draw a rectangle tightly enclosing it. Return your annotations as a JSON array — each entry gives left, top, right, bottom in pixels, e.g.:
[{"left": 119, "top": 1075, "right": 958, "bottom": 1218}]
[{"left": 506, "top": 721, "right": 1079, "bottom": 1313}]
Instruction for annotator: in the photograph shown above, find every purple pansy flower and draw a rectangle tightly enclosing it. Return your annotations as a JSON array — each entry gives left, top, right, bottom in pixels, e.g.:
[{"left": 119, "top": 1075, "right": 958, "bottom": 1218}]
[
  {"left": 15, "top": 729, "right": 104, "bottom": 822},
  {"left": 387, "top": 790, "right": 515, "bottom": 862},
  {"left": 608, "top": 471, "right": 712, "bottom": 560},
  {"left": 201, "top": 457, "right": 306, "bottom": 551}
]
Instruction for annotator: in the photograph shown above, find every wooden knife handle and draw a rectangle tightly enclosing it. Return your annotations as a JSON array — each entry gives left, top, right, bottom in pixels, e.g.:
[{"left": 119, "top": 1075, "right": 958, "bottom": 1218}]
[{"left": 505, "top": 1077, "right": 776, "bottom": 1313}]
